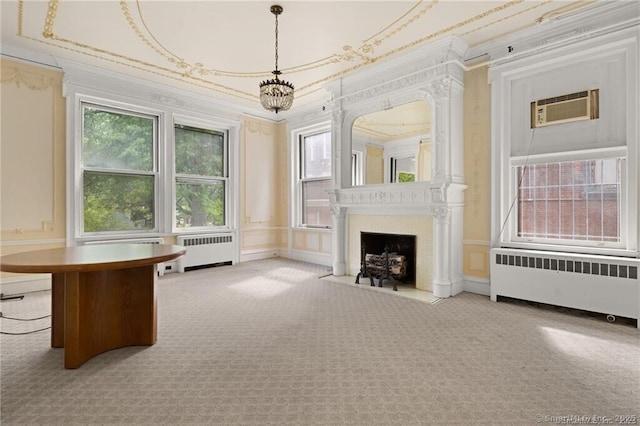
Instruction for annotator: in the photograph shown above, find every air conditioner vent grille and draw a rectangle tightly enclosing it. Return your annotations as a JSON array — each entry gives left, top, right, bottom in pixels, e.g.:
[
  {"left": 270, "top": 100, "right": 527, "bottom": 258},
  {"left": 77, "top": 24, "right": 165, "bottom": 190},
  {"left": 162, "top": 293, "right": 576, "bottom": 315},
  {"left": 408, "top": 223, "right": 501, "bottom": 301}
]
[
  {"left": 537, "top": 91, "right": 588, "bottom": 106},
  {"left": 545, "top": 98, "right": 588, "bottom": 122}
]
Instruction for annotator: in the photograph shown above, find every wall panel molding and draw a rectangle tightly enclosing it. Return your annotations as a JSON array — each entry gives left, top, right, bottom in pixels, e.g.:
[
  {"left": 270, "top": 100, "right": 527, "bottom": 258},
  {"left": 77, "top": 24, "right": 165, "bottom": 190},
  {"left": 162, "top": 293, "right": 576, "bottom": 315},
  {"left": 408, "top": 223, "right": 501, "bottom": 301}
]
[{"left": 1, "top": 59, "right": 66, "bottom": 241}]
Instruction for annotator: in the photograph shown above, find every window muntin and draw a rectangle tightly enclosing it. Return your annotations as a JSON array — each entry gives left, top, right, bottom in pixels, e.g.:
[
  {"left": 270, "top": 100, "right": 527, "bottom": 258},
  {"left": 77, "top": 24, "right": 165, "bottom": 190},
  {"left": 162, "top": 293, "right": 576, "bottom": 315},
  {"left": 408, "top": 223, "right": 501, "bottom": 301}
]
[
  {"left": 515, "top": 157, "right": 622, "bottom": 245},
  {"left": 300, "top": 131, "right": 331, "bottom": 228},
  {"left": 81, "top": 104, "right": 157, "bottom": 233},
  {"left": 174, "top": 124, "right": 228, "bottom": 229}
]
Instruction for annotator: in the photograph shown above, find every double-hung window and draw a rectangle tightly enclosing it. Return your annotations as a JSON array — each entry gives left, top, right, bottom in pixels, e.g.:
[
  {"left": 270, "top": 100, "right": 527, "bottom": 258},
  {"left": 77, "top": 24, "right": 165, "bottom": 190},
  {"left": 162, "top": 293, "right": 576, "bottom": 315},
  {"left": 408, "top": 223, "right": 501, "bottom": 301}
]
[
  {"left": 299, "top": 131, "right": 332, "bottom": 228},
  {"left": 74, "top": 94, "right": 234, "bottom": 242},
  {"left": 81, "top": 104, "right": 158, "bottom": 234},
  {"left": 174, "top": 124, "right": 227, "bottom": 229},
  {"left": 509, "top": 148, "right": 626, "bottom": 251}
]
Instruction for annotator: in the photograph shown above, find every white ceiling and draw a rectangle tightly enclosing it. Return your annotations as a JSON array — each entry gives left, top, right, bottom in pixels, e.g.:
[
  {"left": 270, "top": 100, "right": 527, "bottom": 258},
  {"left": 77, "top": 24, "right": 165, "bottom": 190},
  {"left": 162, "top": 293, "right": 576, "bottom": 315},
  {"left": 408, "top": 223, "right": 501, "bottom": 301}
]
[{"left": 1, "top": 0, "right": 596, "bottom": 115}]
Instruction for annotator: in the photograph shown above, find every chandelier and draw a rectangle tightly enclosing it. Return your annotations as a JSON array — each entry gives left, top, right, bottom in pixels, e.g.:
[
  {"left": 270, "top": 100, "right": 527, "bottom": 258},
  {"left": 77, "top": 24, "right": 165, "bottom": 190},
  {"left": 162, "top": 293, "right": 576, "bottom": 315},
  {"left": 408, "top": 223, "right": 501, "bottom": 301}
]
[{"left": 259, "top": 5, "right": 294, "bottom": 113}]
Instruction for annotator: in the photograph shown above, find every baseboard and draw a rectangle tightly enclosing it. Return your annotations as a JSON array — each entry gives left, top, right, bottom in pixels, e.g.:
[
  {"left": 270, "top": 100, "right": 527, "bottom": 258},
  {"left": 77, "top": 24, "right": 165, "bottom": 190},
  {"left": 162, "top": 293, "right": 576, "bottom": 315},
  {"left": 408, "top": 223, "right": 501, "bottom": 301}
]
[
  {"left": 285, "top": 249, "right": 332, "bottom": 267},
  {"left": 0, "top": 275, "right": 51, "bottom": 295},
  {"left": 463, "top": 276, "right": 490, "bottom": 296},
  {"left": 240, "top": 249, "right": 280, "bottom": 263}
]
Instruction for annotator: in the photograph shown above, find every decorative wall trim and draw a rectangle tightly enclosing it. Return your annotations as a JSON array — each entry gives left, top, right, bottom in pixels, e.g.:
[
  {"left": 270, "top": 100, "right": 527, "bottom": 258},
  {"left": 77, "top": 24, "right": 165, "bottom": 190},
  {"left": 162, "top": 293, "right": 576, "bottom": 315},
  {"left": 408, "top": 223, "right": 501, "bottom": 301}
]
[
  {"left": 330, "top": 182, "right": 466, "bottom": 216},
  {"left": 242, "top": 226, "right": 288, "bottom": 232},
  {"left": 1, "top": 59, "right": 65, "bottom": 240},
  {"left": 0, "top": 238, "right": 66, "bottom": 247},
  {"left": 463, "top": 239, "right": 490, "bottom": 246},
  {"left": 0, "top": 63, "right": 60, "bottom": 90},
  {"left": 244, "top": 118, "right": 276, "bottom": 136}
]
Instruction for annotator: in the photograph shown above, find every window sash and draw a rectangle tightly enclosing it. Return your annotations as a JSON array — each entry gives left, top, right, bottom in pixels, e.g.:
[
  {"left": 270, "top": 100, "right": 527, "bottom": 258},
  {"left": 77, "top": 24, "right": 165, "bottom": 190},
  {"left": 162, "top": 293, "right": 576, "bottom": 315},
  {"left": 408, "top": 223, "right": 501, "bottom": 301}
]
[
  {"left": 174, "top": 123, "right": 229, "bottom": 229},
  {"left": 175, "top": 178, "right": 226, "bottom": 228},
  {"left": 82, "top": 171, "right": 156, "bottom": 234},
  {"left": 174, "top": 124, "right": 226, "bottom": 178},
  {"left": 510, "top": 154, "right": 624, "bottom": 248},
  {"left": 80, "top": 104, "right": 159, "bottom": 235},
  {"left": 300, "top": 132, "right": 331, "bottom": 179},
  {"left": 82, "top": 104, "right": 157, "bottom": 173},
  {"left": 301, "top": 178, "right": 332, "bottom": 228},
  {"left": 299, "top": 131, "right": 332, "bottom": 228}
]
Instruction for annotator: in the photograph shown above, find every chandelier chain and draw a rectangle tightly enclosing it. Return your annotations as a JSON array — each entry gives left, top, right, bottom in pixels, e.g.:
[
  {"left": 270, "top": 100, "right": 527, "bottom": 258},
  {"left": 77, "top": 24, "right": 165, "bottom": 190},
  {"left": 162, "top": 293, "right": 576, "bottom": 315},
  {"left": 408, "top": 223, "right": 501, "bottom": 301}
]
[
  {"left": 259, "top": 4, "right": 294, "bottom": 113},
  {"left": 274, "top": 12, "right": 279, "bottom": 72}
]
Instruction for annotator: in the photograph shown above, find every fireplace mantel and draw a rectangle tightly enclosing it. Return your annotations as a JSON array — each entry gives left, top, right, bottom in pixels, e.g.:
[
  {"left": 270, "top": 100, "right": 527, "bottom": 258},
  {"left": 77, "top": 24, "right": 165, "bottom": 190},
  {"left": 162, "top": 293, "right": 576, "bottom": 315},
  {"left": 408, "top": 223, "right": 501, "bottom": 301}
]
[
  {"left": 329, "top": 181, "right": 467, "bottom": 298},
  {"left": 329, "top": 181, "right": 466, "bottom": 216},
  {"left": 326, "top": 36, "right": 468, "bottom": 298}
]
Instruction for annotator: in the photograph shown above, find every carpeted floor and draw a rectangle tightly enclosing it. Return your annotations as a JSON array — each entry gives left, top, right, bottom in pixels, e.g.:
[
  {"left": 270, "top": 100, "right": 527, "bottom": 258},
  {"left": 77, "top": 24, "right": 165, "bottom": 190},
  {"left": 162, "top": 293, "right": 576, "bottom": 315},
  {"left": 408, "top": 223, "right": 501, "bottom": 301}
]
[{"left": 1, "top": 258, "right": 638, "bottom": 425}]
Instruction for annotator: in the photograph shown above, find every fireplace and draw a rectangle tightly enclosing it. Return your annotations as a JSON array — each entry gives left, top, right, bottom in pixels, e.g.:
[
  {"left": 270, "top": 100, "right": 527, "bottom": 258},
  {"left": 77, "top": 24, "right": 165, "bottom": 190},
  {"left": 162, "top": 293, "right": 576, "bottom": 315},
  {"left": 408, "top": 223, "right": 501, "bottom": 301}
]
[
  {"left": 346, "top": 214, "right": 433, "bottom": 292},
  {"left": 360, "top": 232, "right": 416, "bottom": 285}
]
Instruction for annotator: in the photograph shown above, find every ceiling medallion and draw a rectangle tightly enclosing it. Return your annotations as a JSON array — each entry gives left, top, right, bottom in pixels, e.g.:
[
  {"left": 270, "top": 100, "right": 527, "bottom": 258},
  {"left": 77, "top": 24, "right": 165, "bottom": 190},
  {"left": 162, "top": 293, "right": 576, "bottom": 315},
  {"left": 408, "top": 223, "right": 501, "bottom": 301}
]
[{"left": 259, "top": 5, "right": 294, "bottom": 113}]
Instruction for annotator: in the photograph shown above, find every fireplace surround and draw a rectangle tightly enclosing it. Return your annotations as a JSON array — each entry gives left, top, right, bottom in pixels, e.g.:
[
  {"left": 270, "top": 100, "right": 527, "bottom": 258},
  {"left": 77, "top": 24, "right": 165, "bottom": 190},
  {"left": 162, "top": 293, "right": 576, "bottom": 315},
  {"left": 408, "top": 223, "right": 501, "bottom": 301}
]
[{"left": 325, "top": 36, "right": 467, "bottom": 298}]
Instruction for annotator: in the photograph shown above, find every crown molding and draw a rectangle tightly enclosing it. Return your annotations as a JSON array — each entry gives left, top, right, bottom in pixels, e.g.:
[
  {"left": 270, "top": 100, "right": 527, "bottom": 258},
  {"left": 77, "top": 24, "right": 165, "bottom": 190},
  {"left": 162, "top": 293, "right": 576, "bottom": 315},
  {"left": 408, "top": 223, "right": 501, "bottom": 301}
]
[
  {"left": 466, "top": 1, "right": 640, "bottom": 68},
  {"left": 1, "top": 43, "right": 61, "bottom": 71},
  {"left": 58, "top": 57, "right": 272, "bottom": 123}
]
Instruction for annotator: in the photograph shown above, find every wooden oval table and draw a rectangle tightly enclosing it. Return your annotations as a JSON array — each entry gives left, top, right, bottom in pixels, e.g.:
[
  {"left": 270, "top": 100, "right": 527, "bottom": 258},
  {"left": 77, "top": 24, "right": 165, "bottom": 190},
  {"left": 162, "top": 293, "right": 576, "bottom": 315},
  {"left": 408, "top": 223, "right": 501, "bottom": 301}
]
[{"left": 0, "top": 244, "right": 186, "bottom": 368}]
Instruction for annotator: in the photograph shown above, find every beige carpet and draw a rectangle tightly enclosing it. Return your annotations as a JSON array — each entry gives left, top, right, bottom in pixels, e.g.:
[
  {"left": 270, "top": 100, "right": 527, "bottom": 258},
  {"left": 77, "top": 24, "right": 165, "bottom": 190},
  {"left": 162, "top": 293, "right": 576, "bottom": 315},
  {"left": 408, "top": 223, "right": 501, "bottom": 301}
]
[{"left": 1, "top": 258, "right": 638, "bottom": 425}]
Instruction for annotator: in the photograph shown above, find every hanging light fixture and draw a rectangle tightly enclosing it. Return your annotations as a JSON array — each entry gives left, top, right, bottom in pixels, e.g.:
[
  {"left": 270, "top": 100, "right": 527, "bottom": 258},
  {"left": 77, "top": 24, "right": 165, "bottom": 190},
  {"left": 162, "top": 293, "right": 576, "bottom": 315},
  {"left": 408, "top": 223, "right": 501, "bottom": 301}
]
[{"left": 259, "top": 5, "right": 294, "bottom": 113}]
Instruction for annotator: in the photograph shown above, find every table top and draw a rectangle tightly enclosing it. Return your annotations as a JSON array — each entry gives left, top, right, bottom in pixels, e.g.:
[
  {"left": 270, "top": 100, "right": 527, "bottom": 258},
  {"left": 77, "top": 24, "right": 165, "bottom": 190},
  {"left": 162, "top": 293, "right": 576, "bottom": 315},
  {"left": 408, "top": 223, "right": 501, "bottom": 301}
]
[{"left": 0, "top": 244, "right": 186, "bottom": 274}]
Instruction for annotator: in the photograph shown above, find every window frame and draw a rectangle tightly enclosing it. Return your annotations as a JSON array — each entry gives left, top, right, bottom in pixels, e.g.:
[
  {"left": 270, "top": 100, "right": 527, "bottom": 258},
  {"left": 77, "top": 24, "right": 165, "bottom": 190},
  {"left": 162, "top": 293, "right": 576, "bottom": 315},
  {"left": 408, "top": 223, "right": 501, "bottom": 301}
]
[
  {"left": 173, "top": 119, "right": 230, "bottom": 232},
  {"left": 77, "top": 100, "right": 161, "bottom": 238},
  {"left": 292, "top": 125, "right": 332, "bottom": 229},
  {"left": 68, "top": 87, "right": 239, "bottom": 245},
  {"left": 505, "top": 146, "right": 628, "bottom": 253}
]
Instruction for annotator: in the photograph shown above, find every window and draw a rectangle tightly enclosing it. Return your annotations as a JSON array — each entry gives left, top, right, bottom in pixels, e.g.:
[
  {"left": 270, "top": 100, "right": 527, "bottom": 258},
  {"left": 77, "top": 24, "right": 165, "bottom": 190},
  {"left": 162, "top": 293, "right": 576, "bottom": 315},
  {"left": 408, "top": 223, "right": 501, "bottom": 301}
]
[
  {"left": 71, "top": 90, "right": 236, "bottom": 242},
  {"left": 300, "top": 131, "right": 331, "bottom": 227},
  {"left": 391, "top": 156, "right": 416, "bottom": 183},
  {"left": 511, "top": 152, "right": 624, "bottom": 249},
  {"left": 81, "top": 104, "right": 157, "bottom": 233},
  {"left": 174, "top": 124, "right": 227, "bottom": 229}
]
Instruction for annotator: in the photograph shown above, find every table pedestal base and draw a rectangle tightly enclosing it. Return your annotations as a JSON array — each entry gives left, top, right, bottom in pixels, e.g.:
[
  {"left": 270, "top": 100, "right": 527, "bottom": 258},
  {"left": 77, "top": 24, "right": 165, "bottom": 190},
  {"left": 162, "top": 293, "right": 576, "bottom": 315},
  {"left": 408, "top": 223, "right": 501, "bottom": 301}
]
[{"left": 51, "top": 265, "right": 157, "bottom": 368}]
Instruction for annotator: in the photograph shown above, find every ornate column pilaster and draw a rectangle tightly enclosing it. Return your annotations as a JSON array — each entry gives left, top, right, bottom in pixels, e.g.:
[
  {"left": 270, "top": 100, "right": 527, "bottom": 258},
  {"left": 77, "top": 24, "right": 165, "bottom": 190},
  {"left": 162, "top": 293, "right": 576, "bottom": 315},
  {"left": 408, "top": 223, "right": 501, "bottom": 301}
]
[
  {"left": 330, "top": 202, "right": 347, "bottom": 275},
  {"left": 430, "top": 206, "right": 452, "bottom": 298}
]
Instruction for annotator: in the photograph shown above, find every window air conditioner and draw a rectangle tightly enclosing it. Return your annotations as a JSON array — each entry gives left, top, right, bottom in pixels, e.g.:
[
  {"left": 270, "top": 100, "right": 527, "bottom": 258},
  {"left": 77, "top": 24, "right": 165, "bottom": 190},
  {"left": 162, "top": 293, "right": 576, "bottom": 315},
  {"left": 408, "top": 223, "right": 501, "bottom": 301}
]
[{"left": 531, "top": 89, "right": 599, "bottom": 128}]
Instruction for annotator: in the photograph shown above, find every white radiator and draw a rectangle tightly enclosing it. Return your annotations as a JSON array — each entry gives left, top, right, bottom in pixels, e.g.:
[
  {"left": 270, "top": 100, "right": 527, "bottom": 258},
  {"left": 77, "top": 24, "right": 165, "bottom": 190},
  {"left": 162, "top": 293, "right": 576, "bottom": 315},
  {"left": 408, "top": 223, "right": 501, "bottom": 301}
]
[
  {"left": 83, "top": 237, "right": 166, "bottom": 275},
  {"left": 490, "top": 248, "right": 639, "bottom": 325},
  {"left": 176, "top": 233, "right": 235, "bottom": 273}
]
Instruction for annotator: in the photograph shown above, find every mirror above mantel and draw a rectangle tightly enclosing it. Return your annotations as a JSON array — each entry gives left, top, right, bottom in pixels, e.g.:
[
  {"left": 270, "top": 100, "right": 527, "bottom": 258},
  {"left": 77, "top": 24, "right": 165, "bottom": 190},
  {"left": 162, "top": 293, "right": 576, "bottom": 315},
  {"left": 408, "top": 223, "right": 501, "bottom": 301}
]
[{"left": 351, "top": 100, "right": 432, "bottom": 186}]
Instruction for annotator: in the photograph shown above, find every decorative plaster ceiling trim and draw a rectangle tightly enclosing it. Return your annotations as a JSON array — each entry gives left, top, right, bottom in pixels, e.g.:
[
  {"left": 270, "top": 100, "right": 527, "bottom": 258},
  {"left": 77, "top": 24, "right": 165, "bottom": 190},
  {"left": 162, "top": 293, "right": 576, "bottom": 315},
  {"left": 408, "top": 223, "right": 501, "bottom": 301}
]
[
  {"left": 460, "top": 0, "right": 554, "bottom": 40},
  {"left": 16, "top": 0, "right": 578, "bottom": 108}
]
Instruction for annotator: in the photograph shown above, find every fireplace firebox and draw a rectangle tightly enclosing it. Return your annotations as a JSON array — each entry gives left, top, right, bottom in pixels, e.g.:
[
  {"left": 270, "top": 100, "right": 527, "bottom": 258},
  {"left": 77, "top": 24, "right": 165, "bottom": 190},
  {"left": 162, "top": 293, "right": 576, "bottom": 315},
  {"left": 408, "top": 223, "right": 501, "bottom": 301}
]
[{"left": 357, "top": 232, "right": 416, "bottom": 289}]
